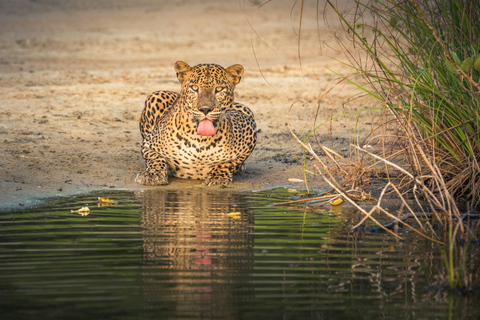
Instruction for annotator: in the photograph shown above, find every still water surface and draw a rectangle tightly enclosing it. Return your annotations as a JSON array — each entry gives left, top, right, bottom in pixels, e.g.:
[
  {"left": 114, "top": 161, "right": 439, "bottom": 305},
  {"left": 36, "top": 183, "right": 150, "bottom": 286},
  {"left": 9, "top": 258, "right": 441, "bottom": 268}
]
[{"left": 1, "top": 188, "right": 478, "bottom": 319}]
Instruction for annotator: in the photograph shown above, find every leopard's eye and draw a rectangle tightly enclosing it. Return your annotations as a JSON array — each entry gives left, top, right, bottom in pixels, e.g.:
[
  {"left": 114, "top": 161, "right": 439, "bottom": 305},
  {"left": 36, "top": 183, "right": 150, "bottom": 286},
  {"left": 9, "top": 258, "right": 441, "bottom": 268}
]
[
  {"left": 190, "top": 85, "right": 199, "bottom": 92},
  {"left": 215, "top": 86, "right": 224, "bottom": 93}
]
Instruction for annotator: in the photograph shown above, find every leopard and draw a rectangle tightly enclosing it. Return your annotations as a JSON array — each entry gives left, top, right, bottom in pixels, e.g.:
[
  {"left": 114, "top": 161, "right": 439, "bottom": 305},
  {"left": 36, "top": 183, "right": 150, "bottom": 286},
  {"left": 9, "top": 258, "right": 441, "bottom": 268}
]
[{"left": 135, "top": 61, "right": 257, "bottom": 186}]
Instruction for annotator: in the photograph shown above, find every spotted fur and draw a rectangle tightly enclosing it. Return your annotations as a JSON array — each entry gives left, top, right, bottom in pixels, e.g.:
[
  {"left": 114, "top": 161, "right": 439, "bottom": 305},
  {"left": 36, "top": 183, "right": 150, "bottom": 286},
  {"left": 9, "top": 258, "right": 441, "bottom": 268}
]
[{"left": 135, "top": 61, "right": 257, "bottom": 186}]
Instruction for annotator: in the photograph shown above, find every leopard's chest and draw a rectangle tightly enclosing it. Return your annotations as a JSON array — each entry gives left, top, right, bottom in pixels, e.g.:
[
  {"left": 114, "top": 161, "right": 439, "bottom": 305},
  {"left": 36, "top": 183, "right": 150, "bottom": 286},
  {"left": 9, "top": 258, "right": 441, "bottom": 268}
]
[{"left": 160, "top": 123, "right": 237, "bottom": 179}]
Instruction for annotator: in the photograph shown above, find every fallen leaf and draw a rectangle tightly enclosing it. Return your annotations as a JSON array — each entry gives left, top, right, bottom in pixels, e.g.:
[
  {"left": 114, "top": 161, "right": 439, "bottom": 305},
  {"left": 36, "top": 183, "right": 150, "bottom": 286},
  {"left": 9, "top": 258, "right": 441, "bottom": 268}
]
[
  {"left": 226, "top": 212, "right": 241, "bottom": 217},
  {"left": 330, "top": 198, "right": 343, "bottom": 206},
  {"left": 288, "top": 178, "right": 303, "bottom": 183},
  {"left": 98, "top": 197, "right": 115, "bottom": 203},
  {"left": 71, "top": 206, "right": 90, "bottom": 216}
]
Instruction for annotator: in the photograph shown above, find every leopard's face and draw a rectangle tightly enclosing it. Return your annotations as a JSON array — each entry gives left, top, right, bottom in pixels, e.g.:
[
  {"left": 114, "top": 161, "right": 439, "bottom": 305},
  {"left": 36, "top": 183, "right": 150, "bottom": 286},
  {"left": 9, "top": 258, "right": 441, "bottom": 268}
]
[{"left": 175, "top": 62, "right": 244, "bottom": 124}]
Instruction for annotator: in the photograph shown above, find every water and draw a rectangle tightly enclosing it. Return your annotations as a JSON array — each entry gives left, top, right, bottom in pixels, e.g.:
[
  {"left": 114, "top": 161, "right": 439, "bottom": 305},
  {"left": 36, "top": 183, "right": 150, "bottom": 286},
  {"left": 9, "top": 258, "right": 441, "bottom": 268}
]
[{"left": 0, "top": 188, "right": 478, "bottom": 319}]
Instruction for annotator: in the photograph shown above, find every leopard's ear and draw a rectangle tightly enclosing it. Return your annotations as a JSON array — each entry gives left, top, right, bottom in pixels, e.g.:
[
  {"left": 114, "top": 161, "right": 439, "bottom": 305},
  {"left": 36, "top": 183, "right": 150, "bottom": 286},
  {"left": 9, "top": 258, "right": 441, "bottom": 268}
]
[
  {"left": 226, "top": 64, "right": 244, "bottom": 85},
  {"left": 174, "top": 61, "right": 192, "bottom": 84}
]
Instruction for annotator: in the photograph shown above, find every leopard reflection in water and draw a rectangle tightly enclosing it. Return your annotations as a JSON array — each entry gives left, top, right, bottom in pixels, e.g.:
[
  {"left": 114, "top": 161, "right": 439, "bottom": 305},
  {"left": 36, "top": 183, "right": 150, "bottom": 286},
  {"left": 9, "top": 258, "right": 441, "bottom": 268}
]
[{"left": 138, "top": 189, "right": 254, "bottom": 317}]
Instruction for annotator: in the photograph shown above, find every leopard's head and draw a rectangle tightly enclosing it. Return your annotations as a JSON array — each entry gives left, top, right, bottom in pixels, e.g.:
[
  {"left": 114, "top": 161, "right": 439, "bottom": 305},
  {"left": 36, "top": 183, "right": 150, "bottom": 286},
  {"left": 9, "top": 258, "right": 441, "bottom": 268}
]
[{"left": 174, "top": 61, "right": 243, "bottom": 136}]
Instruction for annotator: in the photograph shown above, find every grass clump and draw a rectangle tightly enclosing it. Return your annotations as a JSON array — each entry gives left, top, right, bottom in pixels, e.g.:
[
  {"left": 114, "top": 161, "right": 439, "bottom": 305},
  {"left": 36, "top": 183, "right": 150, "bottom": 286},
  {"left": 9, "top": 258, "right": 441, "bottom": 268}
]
[
  {"left": 304, "top": 0, "right": 480, "bottom": 290},
  {"left": 328, "top": 0, "right": 480, "bottom": 208}
]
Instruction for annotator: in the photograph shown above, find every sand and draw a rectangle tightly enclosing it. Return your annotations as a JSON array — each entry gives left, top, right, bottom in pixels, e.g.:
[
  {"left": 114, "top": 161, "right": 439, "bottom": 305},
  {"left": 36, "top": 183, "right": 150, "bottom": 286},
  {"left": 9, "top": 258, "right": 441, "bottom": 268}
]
[{"left": 0, "top": 0, "right": 377, "bottom": 210}]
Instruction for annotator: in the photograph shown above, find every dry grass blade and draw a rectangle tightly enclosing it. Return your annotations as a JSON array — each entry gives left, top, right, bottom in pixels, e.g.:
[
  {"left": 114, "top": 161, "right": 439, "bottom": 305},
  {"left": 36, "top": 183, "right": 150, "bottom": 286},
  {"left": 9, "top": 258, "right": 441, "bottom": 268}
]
[
  {"left": 273, "top": 188, "right": 373, "bottom": 206},
  {"left": 382, "top": 212, "right": 436, "bottom": 229},
  {"left": 351, "top": 144, "right": 413, "bottom": 179},
  {"left": 374, "top": 206, "right": 443, "bottom": 244},
  {"left": 352, "top": 181, "right": 391, "bottom": 228},
  {"left": 273, "top": 194, "right": 337, "bottom": 206}
]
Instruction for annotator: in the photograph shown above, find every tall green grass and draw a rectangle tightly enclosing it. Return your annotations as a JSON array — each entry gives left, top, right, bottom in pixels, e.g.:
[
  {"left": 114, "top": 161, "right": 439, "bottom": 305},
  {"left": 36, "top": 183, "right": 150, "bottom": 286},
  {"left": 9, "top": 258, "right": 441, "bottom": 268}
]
[{"left": 327, "top": 0, "right": 480, "bottom": 209}]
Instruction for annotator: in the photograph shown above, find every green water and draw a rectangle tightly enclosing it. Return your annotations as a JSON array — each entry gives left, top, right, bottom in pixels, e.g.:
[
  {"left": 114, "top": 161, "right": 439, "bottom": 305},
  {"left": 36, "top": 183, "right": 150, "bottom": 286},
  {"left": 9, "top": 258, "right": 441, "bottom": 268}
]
[{"left": 0, "top": 188, "right": 478, "bottom": 319}]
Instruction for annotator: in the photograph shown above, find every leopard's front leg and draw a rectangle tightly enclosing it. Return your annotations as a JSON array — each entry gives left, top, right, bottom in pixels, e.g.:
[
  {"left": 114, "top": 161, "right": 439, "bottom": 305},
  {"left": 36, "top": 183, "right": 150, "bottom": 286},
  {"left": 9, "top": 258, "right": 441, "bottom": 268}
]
[
  {"left": 204, "top": 157, "right": 245, "bottom": 186},
  {"left": 135, "top": 143, "right": 169, "bottom": 186}
]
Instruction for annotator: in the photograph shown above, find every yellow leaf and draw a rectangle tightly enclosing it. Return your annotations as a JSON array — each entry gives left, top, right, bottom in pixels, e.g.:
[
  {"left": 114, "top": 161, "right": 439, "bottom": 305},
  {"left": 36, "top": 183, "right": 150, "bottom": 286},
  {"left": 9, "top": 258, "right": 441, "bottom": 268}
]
[
  {"left": 226, "top": 212, "right": 241, "bottom": 217},
  {"left": 330, "top": 198, "right": 343, "bottom": 206},
  {"left": 71, "top": 207, "right": 90, "bottom": 216},
  {"left": 98, "top": 197, "right": 115, "bottom": 203}
]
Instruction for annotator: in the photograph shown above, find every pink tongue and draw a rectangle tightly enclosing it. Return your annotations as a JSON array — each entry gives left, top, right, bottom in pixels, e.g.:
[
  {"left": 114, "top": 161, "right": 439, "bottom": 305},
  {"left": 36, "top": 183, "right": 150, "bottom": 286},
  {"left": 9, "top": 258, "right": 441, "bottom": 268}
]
[{"left": 197, "top": 119, "right": 215, "bottom": 136}]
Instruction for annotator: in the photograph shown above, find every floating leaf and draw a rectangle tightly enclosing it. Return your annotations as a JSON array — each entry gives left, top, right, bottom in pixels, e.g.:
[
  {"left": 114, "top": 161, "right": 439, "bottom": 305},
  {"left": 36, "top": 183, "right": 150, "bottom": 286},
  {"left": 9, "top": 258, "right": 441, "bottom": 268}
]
[
  {"left": 98, "top": 197, "right": 115, "bottom": 203},
  {"left": 288, "top": 178, "right": 303, "bottom": 183},
  {"left": 460, "top": 57, "right": 473, "bottom": 72},
  {"left": 474, "top": 54, "right": 480, "bottom": 71},
  {"left": 71, "top": 207, "right": 90, "bottom": 216},
  {"left": 226, "top": 212, "right": 241, "bottom": 217},
  {"left": 330, "top": 198, "right": 343, "bottom": 206}
]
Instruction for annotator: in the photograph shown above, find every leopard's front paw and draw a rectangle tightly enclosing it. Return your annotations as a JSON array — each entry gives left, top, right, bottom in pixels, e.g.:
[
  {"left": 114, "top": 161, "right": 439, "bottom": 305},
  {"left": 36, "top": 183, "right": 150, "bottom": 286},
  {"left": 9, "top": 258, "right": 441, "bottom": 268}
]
[
  {"left": 135, "top": 171, "right": 168, "bottom": 186},
  {"left": 204, "top": 175, "right": 232, "bottom": 187}
]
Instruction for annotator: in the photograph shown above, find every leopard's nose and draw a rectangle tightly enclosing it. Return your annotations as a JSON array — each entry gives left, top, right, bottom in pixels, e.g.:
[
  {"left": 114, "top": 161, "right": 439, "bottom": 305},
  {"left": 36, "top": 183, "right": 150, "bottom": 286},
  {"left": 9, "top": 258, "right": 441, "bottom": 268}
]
[{"left": 199, "top": 107, "right": 213, "bottom": 115}]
